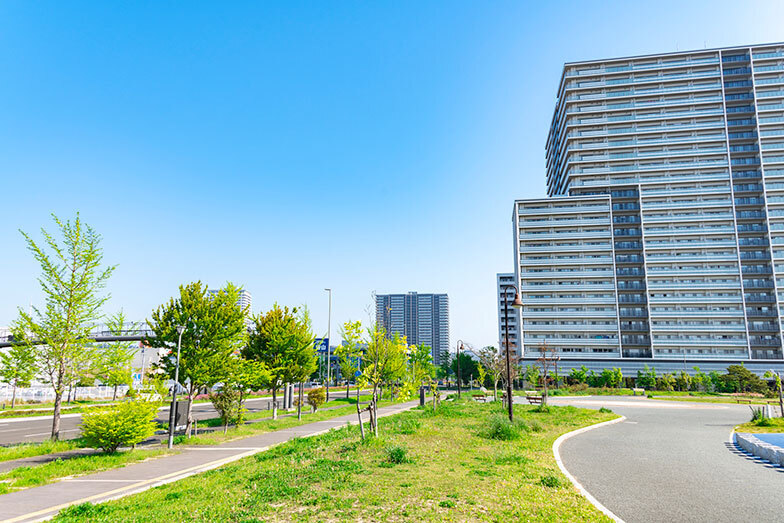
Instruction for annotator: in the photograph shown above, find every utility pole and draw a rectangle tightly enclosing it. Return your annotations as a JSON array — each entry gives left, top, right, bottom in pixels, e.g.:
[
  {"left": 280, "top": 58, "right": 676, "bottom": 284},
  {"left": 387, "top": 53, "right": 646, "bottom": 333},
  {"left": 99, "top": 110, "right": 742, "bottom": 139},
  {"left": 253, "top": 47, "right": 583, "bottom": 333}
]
[{"left": 325, "top": 288, "right": 332, "bottom": 402}]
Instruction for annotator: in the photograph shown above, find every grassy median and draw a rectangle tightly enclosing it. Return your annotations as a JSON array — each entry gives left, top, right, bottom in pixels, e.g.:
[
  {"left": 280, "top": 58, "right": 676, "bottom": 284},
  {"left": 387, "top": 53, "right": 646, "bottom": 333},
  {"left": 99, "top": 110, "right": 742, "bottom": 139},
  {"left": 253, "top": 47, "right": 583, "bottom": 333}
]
[{"left": 55, "top": 398, "right": 616, "bottom": 522}]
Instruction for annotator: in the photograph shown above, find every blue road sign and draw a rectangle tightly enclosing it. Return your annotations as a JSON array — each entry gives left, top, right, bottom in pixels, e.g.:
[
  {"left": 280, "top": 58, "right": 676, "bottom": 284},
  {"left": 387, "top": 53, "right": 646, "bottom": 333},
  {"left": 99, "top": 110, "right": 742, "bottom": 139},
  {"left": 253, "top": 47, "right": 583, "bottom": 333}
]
[
  {"left": 314, "top": 337, "right": 329, "bottom": 353},
  {"left": 354, "top": 370, "right": 362, "bottom": 377}
]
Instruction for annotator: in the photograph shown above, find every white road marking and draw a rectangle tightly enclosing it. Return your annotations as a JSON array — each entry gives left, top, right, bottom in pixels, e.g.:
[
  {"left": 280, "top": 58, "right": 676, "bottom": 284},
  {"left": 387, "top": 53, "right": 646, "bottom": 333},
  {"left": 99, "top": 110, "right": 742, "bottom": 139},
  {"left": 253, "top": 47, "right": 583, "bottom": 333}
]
[
  {"left": 553, "top": 416, "right": 627, "bottom": 523},
  {"left": 24, "top": 429, "right": 79, "bottom": 438}
]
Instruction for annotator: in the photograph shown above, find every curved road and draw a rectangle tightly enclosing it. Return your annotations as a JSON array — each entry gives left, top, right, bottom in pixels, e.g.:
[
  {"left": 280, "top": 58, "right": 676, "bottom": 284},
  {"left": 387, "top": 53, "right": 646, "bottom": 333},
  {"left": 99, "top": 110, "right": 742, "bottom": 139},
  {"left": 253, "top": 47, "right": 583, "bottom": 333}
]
[{"left": 549, "top": 396, "right": 784, "bottom": 522}]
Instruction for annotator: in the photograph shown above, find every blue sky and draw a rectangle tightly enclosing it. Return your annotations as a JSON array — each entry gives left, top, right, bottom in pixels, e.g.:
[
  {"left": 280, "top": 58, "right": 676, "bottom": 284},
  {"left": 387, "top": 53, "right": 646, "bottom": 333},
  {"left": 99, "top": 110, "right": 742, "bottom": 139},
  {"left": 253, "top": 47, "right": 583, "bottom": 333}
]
[{"left": 1, "top": 1, "right": 783, "bottom": 348}]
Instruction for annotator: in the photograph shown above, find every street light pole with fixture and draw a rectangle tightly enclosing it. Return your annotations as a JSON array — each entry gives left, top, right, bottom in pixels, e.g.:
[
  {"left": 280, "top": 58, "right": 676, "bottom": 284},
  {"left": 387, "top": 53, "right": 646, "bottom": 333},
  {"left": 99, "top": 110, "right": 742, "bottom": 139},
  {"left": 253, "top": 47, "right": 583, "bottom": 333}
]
[
  {"left": 167, "top": 325, "right": 185, "bottom": 449},
  {"left": 501, "top": 284, "right": 523, "bottom": 422}
]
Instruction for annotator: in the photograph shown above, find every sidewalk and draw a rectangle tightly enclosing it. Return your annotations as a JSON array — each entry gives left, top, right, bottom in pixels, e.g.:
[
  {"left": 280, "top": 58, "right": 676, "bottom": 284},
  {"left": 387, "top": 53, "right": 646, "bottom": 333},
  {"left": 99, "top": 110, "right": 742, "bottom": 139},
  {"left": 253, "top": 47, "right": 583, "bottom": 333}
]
[{"left": 0, "top": 399, "right": 422, "bottom": 523}]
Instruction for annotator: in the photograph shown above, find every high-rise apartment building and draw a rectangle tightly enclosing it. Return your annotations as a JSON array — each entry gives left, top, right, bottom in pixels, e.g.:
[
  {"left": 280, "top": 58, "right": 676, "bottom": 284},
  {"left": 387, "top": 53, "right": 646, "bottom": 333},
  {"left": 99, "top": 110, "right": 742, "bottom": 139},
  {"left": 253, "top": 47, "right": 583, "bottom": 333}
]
[
  {"left": 375, "top": 292, "right": 450, "bottom": 365},
  {"left": 515, "top": 43, "right": 784, "bottom": 374},
  {"left": 497, "top": 273, "right": 522, "bottom": 358}
]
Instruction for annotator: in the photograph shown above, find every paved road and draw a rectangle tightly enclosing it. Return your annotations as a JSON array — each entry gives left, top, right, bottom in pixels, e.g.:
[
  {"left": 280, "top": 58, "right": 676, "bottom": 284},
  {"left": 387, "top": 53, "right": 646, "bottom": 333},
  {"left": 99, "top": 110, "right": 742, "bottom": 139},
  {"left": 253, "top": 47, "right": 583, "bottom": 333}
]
[
  {"left": 0, "top": 395, "right": 325, "bottom": 445},
  {"left": 548, "top": 396, "right": 784, "bottom": 522}
]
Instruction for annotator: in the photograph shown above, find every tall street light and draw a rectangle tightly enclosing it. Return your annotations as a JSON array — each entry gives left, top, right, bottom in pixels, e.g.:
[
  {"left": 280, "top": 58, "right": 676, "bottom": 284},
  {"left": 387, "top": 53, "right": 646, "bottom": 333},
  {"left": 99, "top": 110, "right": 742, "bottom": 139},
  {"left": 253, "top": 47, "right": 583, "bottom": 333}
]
[
  {"left": 325, "top": 288, "right": 332, "bottom": 402},
  {"left": 501, "top": 284, "right": 523, "bottom": 422},
  {"left": 456, "top": 340, "right": 464, "bottom": 399},
  {"left": 167, "top": 325, "right": 185, "bottom": 449}
]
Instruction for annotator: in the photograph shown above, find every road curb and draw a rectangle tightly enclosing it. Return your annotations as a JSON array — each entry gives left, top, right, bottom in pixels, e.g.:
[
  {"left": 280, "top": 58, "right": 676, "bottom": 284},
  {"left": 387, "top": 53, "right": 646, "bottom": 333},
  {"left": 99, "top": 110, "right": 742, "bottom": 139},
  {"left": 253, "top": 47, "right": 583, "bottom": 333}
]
[{"left": 552, "top": 416, "right": 626, "bottom": 523}]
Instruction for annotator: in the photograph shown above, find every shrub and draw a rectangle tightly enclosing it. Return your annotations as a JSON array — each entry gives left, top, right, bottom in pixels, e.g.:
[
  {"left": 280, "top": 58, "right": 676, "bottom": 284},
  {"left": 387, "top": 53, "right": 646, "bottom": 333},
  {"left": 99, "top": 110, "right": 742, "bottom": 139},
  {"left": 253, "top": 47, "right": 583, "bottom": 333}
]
[
  {"left": 209, "top": 385, "right": 243, "bottom": 432},
  {"left": 750, "top": 406, "right": 767, "bottom": 422},
  {"left": 539, "top": 474, "right": 561, "bottom": 488},
  {"left": 307, "top": 387, "right": 326, "bottom": 412},
  {"left": 481, "top": 414, "right": 527, "bottom": 440},
  {"left": 385, "top": 444, "right": 411, "bottom": 464},
  {"left": 438, "top": 500, "right": 456, "bottom": 508},
  {"left": 80, "top": 400, "right": 158, "bottom": 453},
  {"left": 599, "top": 407, "right": 613, "bottom": 414},
  {"left": 755, "top": 417, "right": 774, "bottom": 427}
]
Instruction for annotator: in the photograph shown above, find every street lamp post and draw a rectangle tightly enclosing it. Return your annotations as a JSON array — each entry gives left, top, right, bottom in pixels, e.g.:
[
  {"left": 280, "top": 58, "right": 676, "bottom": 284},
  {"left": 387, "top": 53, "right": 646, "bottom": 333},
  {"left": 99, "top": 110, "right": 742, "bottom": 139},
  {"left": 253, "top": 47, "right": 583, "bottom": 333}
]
[
  {"left": 501, "top": 284, "right": 523, "bottom": 422},
  {"left": 167, "top": 325, "right": 185, "bottom": 450},
  {"left": 456, "top": 340, "right": 464, "bottom": 399},
  {"left": 324, "top": 288, "right": 332, "bottom": 402}
]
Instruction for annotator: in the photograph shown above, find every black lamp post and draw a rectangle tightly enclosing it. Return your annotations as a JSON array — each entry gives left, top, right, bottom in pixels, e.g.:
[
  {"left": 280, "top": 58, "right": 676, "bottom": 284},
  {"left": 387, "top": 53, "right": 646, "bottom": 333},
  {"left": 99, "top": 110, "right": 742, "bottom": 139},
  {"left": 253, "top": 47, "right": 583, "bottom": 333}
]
[
  {"left": 501, "top": 284, "right": 523, "bottom": 422},
  {"left": 456, "top": 340, "right": 464, "bottom": 399}
]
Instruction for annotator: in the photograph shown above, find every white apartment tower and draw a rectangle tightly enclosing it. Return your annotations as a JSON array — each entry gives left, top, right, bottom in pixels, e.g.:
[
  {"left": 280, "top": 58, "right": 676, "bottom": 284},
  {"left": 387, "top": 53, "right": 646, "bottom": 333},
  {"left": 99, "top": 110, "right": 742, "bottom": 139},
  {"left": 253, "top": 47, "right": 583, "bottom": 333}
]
[
  {"left": 497, "top": 273, "right": 522, "bottom": 358},
  {"left": 515, "top": 43, "right": 784, "bottom": 374}
]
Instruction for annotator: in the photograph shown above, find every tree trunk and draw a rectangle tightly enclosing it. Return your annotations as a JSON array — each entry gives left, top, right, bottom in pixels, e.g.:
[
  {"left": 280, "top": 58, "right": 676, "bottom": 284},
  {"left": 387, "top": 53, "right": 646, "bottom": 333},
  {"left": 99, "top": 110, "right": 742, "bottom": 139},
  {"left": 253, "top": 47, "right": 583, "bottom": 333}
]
[
  {"left": 51, "top": 391, "right": 63, "bottom": 440},
  {"left": 493, "top": 380, "right": 498, "bottom": 402},
  {"left": 113, "top": 384, "right": 118, "bottom": 401},
  {"left": 271, "top": 386, "right": 278, "bottom": 420},
  {"left": 346, "top": 381, "right": 350, "bottom": 400},
  {"left": 356, "top": 386, "right": 365, "bottom": 440},
  {"left": 67, "top": 384, "right": 72, "bottom": 404},
  {"left": 297, "top": 382, "right": 303, "bottom": 420},
  {"left": 11, "top": 383, "right": 17, "bottom": 409},
  {"left": 778, "top": 373, "right": 784, "bottom": 418},
  {"left": 185, "top": 394, "right": 195, "bottom": 437},
  {"left": 283, "top": 382, "right": 288, "bottom": 411}
]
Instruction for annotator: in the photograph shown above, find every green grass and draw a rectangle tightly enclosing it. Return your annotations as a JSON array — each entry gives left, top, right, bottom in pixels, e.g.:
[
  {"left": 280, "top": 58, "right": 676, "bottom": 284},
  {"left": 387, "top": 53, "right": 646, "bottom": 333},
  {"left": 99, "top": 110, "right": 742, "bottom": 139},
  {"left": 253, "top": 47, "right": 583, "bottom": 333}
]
[
  {"left": 184, "top": 400, "right": 394, "bottom": 445},
  {"left": 735, "top": 416, "right": 784, "bottom": 433},
  {"left": 0, "top": 440, "right": 84, "bottom": 464},
  {"left": 53, "top": 399, "right": 617, "bottom": 522},
  {"left": 0, "top": 449, "right": 171, "bottom": 494}
]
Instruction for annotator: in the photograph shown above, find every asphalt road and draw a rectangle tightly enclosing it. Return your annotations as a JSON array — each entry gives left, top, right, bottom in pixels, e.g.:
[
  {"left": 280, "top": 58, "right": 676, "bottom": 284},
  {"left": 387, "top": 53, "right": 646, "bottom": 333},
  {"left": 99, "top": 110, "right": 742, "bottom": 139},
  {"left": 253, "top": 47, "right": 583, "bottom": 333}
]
[
  {"left": 0, "top": 395, "right": 288, "bottom": 445},
  {"left": 548, "top": 396, "right": 784, "bottom": 523}
]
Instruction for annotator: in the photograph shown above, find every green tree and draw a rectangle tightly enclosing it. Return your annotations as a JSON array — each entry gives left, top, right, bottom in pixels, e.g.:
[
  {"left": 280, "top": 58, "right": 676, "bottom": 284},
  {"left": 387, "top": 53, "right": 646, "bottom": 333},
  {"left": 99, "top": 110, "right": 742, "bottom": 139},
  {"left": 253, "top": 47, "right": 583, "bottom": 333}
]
[
  {"left": 335, "top": 320, "right": 363, "bottom": 399},
  {"left": 450, "top": 352, "right": 478, "bottom": 387},
  {"left": 658, "top": 373, "right": 676, "bottom": 391},
  {"left": 437, "top": 348, "right": 452, "bottom": 380},
  {"left": 361, "top": 327, "right": 407, "bottom": 436},
  {"left": 723, "top": 365, "right": 766, "bottom": 394},
  {"left": 675, "top": 371, "right": 692, "bottom": 392},
  {"left": 209, "top": 383, "right": 242, "bottom": 434},
  {"left": 17, "top": 214, "right": 115, "bottom": 440},
  {"left": 569, "top": 365, "right": 588, "bottom": 384},
  {"left": 708, "top": 370, "right": 723, "bottom": 393},
  {"left": 1, "top": 322, "right": 38, "bottom": 408},
  {"left": 692, "top": 367, "right": 709, "bottom": 392},
  {"left": 244, "top": 304, "right": 317, "bottom": 420},
  {"left": 477, "top": 346, "right": 505, "bottom": 401},
  {"left": 402, "top": 344, "right": 435, "bottom": 400},
  {"left": 524, "top": 365, "right": 541, "bottom": 388},
  {"left": 146, "top": 282, "right": 247, "bottom": 436},
  {"left": 636, "top": 365, "right": 656, "bottom": 389},
  {"left": 99, "top": 311, "right": 138, "bottom": 400}
]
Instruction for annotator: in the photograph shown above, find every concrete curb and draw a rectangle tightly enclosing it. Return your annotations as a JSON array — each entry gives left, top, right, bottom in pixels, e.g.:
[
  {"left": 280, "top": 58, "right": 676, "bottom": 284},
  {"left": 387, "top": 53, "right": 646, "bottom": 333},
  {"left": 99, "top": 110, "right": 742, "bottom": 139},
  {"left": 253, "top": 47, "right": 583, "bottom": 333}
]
[
  {"left": 734, "top": 432, "right": 784, "bottom": 467},
  {"left": 553, "top": 416, "right": 626, "bottom": 523}
]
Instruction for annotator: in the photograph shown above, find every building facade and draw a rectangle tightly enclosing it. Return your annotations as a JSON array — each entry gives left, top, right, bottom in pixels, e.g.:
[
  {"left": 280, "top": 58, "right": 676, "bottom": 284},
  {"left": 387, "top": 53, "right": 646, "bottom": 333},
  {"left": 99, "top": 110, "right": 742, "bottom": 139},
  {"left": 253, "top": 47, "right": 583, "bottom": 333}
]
[
  {"left": 497, "top": 273, "right": 522, "bottom": 358},
  {"left": 515, "top": 42, "right": 784, "bottom": 374},
  {"left": 375, "top": 292, "right": 450, "bottom": 365}
]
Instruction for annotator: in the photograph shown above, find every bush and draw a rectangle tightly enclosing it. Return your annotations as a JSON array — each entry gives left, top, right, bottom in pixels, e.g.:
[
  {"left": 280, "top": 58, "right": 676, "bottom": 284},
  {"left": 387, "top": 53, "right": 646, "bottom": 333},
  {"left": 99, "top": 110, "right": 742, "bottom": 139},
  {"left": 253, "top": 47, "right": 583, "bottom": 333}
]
[
  {"left": 539, "top": 474, "right": 561, "bottom": 488},
  {"left": 599, "top": 407, "right": 613, "bottom": 414},
  {"left": 481, "top": 414, "right": 527, "bottom": 440},
  {"left": 385, "top": 444, "right": 411, "bottom": 464},
  {"left": 307, "top": 387, "right": 326, "bottom": 412},
  {"left": 80, "top": 400, "right": 158, "bottom": 453},
  {"left": 750, "top": 406, "right": 768, "bottom": 423},
  {"left": 209, "top": 385, "right": 243, "bottom": 431}
]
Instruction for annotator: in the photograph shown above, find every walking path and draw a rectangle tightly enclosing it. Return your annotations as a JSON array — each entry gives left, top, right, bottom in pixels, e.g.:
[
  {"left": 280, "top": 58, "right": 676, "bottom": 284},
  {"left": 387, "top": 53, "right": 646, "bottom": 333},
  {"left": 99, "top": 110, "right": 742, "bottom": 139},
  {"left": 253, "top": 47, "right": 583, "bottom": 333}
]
[
  {"left": 548, "top": 396, "right": 784, "bottom": 523},
  {"left": 0, "top": 399, "right": 421, "bottom": 523}
]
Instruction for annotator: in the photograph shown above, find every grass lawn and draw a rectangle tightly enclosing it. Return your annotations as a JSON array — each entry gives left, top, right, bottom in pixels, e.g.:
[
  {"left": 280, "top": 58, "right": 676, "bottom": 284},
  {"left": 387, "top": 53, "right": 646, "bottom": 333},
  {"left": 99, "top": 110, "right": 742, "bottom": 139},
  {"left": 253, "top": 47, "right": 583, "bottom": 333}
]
[
  {"left": 0, "top": 440, "right": 84, "bottom": 464},
  {"left": 184, "top": 399, "right": 393, "bottom": 446},
  {"left": 735, "top": 417, "right": 784, "bottom": 433},
  {"left": 54, "top": 398, "right": 617, "bottom": 522},
  {"left": 0, "top": 448, "right": 171, "bottom": 495}
]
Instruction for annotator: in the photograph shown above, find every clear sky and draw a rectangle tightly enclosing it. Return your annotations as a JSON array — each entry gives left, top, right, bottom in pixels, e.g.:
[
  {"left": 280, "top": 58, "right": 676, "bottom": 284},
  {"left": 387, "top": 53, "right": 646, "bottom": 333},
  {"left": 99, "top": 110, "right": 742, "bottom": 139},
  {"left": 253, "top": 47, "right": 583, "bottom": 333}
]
[{"left": 1, "top": 1, "right": 783, "bottom": 349}]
